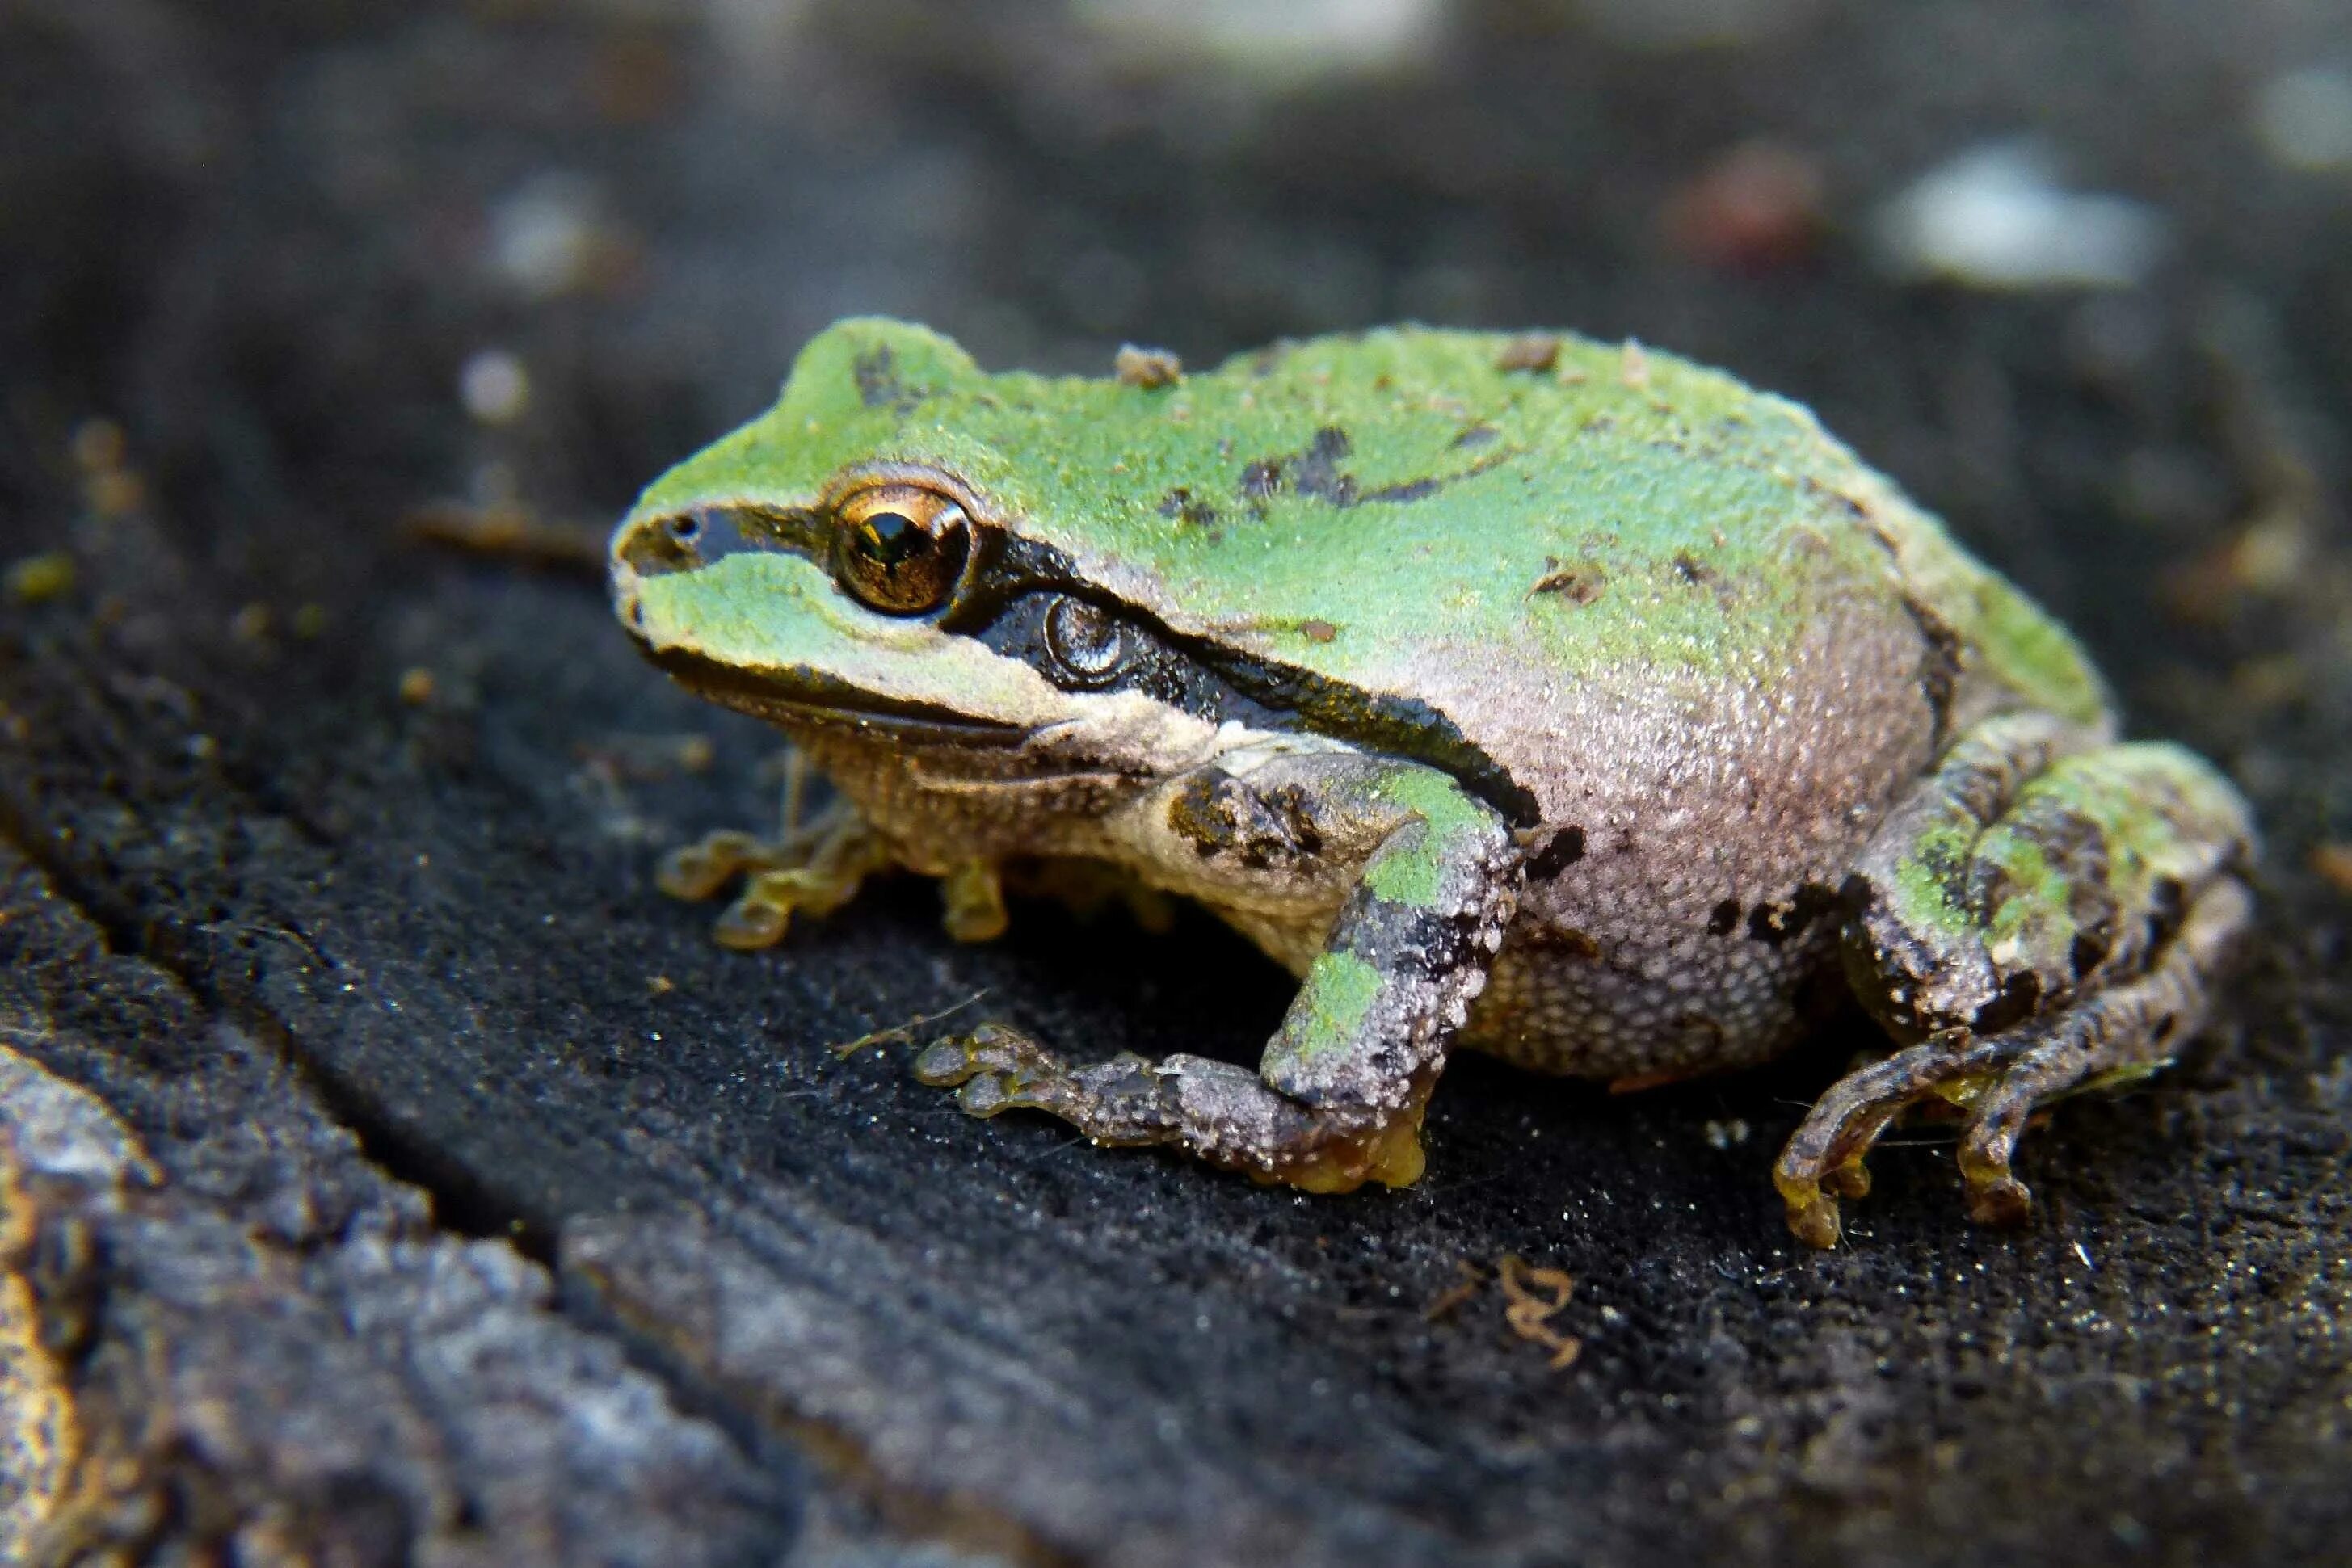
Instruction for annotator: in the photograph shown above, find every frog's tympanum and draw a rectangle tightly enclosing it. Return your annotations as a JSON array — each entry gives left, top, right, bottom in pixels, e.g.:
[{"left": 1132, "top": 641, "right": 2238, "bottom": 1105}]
[{"left": 611, "top": 320, "right": 2254, "bottom": 1247}]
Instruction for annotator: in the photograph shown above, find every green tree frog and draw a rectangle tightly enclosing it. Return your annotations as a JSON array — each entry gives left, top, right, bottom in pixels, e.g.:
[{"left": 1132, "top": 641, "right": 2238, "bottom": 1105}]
[{"left": 610, "top": 319, "right": 2254, "bottom": 1248}]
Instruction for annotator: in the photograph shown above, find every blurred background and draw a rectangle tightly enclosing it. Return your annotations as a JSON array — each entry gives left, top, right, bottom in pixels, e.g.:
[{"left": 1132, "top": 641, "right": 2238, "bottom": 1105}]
[{"left": 5, "top": 3, "right": 2351, "bottom": 1565}]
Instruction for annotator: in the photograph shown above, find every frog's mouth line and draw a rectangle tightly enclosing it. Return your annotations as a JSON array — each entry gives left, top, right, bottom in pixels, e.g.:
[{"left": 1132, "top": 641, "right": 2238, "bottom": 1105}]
[{"left": 646, "top": 645, "right": 1036, "bottom": 746}]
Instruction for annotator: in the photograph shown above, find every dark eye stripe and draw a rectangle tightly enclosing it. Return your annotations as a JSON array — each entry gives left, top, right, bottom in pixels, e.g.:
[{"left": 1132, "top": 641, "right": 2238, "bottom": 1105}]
[{"left": 616, "top": 502, "right": 817, "bottom": 578}]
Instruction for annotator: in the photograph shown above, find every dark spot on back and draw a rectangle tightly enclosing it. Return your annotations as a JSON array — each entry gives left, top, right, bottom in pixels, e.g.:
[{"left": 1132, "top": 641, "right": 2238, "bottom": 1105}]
[
  {"left": 1524, "top": 825, "right": 1587, "bottom": 880},
  {"left": 1672, "top": 551, "right": 1716, "bottom": 586},
  {"left": 1454, "top": 424, "right": 1499, "bottom": 449},
  {"left": 853, "top": 346, "right": 918, "bottom": 412},
  {"left": 1235, "top": 427, "right": 1496, "bottom": 515},
  {"left": 1157, "top": 487, "right": 1218, "bottom": 529},
  {"left": 1290, "top": 427, "right": 1357, "bottom": 505},
  {"left": 1709, "top": 898, "right": 1741, "bottom": 936}
]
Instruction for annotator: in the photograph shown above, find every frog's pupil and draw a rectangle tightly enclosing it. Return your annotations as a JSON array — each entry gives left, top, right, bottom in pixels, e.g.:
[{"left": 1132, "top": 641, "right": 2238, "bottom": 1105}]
[{"left": 862, "top": 511, "right": 923, "bottom": 566}]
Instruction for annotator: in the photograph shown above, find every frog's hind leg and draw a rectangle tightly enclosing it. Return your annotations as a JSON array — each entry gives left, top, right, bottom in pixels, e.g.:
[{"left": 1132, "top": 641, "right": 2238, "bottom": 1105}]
[
  {"left": 912, "top": 750, "right": 1517, "bottom": 1193},
  {"left": 1777, "top": 717, "right": 2256, "bottom": 1248}
]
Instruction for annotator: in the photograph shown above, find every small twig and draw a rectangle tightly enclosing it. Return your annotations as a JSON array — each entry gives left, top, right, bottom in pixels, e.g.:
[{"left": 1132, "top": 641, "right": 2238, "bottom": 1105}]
[
  {"left": 1497, "top": 1253, "right": 1582, "bottom": 1370},
  {"left": 828, "top": 991, "right": 990, "bottom": 1057},
  {"left": 404, "top": 501, "right": 606, "bottom": 578},
  {"left": 1423, "top": 1259, "right": 1488, "bottom": 1323}
]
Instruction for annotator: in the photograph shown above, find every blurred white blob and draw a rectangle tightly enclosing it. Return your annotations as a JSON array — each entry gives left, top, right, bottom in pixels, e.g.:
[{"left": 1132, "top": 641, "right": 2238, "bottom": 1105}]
[
  {"left": 1071, "top": 0, "right": 1447, "bottom": 76},
  {"left": 1871, "top": 142, "right": 2165, "bottom": 292},
  {"left": 488, "top": 173, "right": 606, "bottom": 299},
  {"left": 2253, "top": 66, "right": 2352, "bottom": 173},
  {"left": 459, "top": 350, "right": 532, "bottom": 426}
]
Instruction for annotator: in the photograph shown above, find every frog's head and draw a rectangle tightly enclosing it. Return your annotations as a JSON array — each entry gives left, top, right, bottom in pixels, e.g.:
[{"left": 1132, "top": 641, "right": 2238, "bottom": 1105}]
[{"left": 612, "top": 317, "right": 1314, "bottom": 788}]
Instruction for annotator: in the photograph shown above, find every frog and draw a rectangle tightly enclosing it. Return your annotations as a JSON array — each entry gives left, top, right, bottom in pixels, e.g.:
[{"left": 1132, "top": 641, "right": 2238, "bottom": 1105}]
[{"left": 608, "top": 317, "right": 2256, "bottom": 1249}]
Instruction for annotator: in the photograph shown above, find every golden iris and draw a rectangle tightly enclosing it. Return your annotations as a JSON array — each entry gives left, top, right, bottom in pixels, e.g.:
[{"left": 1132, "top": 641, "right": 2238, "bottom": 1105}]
[{"left": 833, "top": 484, "right": 971, "bottom": 615}]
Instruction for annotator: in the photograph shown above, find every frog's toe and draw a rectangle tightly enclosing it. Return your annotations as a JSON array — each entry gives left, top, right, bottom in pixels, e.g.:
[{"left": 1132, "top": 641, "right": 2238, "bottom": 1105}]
[
  {"left": 709, "top": 866, "right": 861, "bottom": 950},
  {"left": 658, "top": 830, "right": 773, "bottom": 902},
  {"left": 661, "top": 797, "right": 891, "bottom": 942},
  {"left": 915, "top": 1022, "right": 1047, "bottom": 1090},
  {"left": 915, "top": 1024, "right": 1083, "bottom": 1117},
  {"left": 1773, "top": 1030, "right": 1997, "bottom": 1248},
  {"left": 712, "top": 887, "right": 791, "bottom": 949},
  {"left": 939, "top": 861, "right": 1009, "bottom": 943}
]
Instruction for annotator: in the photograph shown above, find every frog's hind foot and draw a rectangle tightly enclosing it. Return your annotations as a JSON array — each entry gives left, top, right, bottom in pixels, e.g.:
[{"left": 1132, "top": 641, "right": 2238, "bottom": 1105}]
[
  {"left": 1778, "top": 872, "right": 2251, "bottom": 1250},
  {"left": 657, "top": 796, "right": 893, "bottom": 950},
  {"left": 1784, "top": 720, "right": 2257, "bottom": 1249}
]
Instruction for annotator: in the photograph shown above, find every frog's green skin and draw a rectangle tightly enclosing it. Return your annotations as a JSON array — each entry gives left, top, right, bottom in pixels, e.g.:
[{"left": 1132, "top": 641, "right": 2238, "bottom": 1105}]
[{"left": 611, "top": 318, "right": 2255, "bottom": 1247}]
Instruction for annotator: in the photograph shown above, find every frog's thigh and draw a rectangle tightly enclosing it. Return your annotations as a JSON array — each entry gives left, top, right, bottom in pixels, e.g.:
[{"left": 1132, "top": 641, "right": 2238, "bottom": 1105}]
[
  {"left": 914, "top": 755, "right": 1517, "bottom": 1192},
  {"left": 1777, "top": 721, "right": 2256, "bottom": 1248}
]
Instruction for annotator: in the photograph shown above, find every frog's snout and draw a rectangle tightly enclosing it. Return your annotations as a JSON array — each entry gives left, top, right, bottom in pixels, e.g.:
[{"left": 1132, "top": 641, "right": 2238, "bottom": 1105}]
[
  {"left": 612, "top": 508, "right": 707, "bottom": 583},
  {"left": 611, "top": 507, "right": 726, "bottom": 639}
]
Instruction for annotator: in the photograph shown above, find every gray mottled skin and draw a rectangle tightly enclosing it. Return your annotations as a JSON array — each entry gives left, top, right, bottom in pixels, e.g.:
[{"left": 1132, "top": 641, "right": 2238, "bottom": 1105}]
[{"left": 1464, "top": 583, "right": 1942, "bottom": 1082}]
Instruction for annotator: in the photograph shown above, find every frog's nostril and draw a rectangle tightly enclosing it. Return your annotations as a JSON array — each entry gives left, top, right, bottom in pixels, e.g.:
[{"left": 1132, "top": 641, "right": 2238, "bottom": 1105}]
[{"left": 616, "top": 512, "right": 703, "bottom": 577}]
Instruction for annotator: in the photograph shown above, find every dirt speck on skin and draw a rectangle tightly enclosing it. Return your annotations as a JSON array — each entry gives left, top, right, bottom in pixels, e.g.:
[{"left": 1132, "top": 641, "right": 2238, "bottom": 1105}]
[
  {"left": 1496, "top": 334, "right": 1562, "bottom": 373},
  {"left": 1116, "top": 344, "right": 1184, "bottom": 388}
]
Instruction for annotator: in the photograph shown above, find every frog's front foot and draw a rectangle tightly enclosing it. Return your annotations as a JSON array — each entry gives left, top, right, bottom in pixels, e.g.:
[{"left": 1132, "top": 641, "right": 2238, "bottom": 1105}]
[
  {"left": 658, "top": 796, "right": 897, "bottom": 949},
  {"left": 915, "top": 1024, "right": 1172, "bottom": 1134},
  {"left": 912, "top": 1023, "right": 1433, "bottom": 1192},
  {"left": 1784, "top": 720, "right": 2256, "bottom": 1248},
  {"left": 908, "top": 750, "right": 1513, "bottom": 1193}
]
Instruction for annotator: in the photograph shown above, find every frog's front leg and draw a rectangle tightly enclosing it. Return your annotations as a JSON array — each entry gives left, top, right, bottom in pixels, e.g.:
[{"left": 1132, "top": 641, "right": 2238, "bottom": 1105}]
[
  {"left": 914, "top": 749, "right": 1519, "bottom": 1192},
  {"left": 1776, "top": 715, "right": 2257, "bottom": 1248}
]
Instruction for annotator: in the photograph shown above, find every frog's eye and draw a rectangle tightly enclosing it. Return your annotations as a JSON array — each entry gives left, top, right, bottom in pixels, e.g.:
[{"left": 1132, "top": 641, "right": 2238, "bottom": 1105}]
[{"left": 832, "top": 485, "right": 973, "bottom": 615}]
